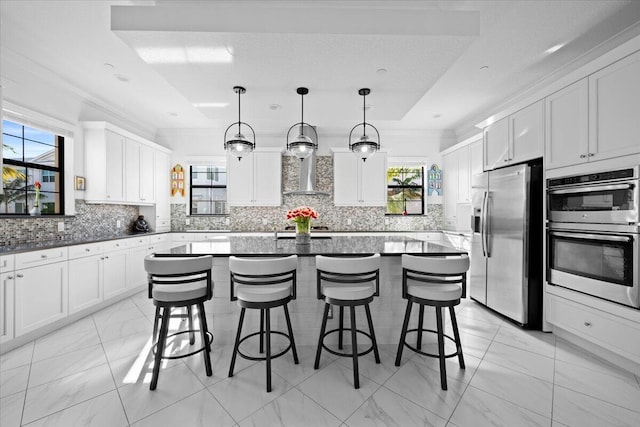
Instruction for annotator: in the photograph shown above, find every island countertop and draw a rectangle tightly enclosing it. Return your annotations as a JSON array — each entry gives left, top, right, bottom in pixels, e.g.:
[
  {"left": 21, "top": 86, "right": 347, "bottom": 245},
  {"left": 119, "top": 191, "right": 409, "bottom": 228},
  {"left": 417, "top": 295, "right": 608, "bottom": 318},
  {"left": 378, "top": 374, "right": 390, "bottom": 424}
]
[{"left": 156, "top": 234, "right": 466, "bottom": 257}]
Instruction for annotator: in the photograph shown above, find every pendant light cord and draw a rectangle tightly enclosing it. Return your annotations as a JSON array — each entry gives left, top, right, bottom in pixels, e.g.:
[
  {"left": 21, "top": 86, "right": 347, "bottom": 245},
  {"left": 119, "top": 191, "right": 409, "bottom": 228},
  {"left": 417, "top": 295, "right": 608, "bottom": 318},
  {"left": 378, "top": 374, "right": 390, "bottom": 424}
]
[
  {"left": 362, "top": 92, "right": 367, "bottom": 137},
  {"left": 299, "top": 92, "right": 304, "bottom": 137},
  {"left": 237, "top": 89, "right": 241, "bottom": 134}
]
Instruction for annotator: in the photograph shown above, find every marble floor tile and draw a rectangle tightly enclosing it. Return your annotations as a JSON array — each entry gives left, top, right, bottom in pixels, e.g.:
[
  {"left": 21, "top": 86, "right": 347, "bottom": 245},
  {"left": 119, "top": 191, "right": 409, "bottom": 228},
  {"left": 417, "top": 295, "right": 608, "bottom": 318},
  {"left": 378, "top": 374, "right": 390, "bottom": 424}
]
[
  {"left": 0, "top": 364, "right": 30, "bottom": 398},
  {"left": 0, "top": 390, "right": 25, "bottom": 427},
  {"left": 131, "top": 389, "right": 235, "bottom": 427},
  {"left": 345, "top": 386, "right": 448, "bottom": 427},
  {"left": 0, "top": 341, "right": 34, "bottom": 372},
  {"left": 297, "top": 362, "right": 379, "bottom": 421},
  {"left": 492, "top": 322, "right": 556, "bottom": 359},
  {"left": 95, "top": 314, "right": 152, "bottom": 344},
  {"left": 93, "top": 304, "right": 147, "bottom": 331},
  {"left": 411, "top": 352, "right": 481, "bottom": 385},
  {"left": 384, "top": 358, "right": 466, "bottom": 420},
  {"left": 118, "top": 362, "right": 205, "bottom": 423},
  {"left": 553, "top": 385, "right": 640, "bottom": 427},
  {"left": 32, "top": 317, "right": 101, "bottom": 362},
  {"left": 470, "top": 359, "right": 553, "bottom": 418},
  {"left": 22, "top": 363, "right": 116, "bottom": 424},
  {"left": 28, "top": 344, "right": 107, "bottom": 388},
  {"left": 109, "top": 349, "right": 183, "bottom": 389},
  {"left": 208, "top": 363, "right": 292, "bottom": 422},
  {"left": 22, "top": 390, "right": 128, "bottom": 427},
  {"left": 101, "top": 331, "right": 154, "bottom": 365},
  {"left": 238, "top": 387, "right": 341, "bottom": 427},
  {"left": 455, "top": 304, "right": 504, "bottom": 326},
  {"left": 555, "top": 338, "right": 635, "bottom": 380},
  {"left": 183, "top": 343, "right": 256, "bottom": 388},
  {"left": 445, "top": 314, "right": 501, "bottom": 341},
  {"left": 554, "top": 359, "right": 640, "bottom": 411},
  {"left": 271, "top": 344, "right": 335, "bottom": 387},
  {"left": 450, "top": 385, "right": 551, "bottom": 427},
  {"left": 483, "top": 341, "right": 555, "bottom": 383},
  {"left": 334, "top": 344, "right": 400, "bottom": 385}
]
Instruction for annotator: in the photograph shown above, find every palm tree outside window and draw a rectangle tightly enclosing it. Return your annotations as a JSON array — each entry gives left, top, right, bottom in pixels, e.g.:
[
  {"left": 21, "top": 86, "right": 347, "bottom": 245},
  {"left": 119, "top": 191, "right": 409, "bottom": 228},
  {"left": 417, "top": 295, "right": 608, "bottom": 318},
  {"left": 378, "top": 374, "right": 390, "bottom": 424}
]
[{"left": 386, "top": 166, "right": 424, "bottom": 215}]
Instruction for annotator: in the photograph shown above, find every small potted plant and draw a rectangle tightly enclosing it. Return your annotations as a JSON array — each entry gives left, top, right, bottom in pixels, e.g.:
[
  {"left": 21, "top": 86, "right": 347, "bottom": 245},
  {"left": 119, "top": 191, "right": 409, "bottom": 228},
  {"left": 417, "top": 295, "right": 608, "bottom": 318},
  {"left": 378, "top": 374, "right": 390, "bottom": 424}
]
[{"left": 286, "top": 206, "right": 318, "bottom": 244}]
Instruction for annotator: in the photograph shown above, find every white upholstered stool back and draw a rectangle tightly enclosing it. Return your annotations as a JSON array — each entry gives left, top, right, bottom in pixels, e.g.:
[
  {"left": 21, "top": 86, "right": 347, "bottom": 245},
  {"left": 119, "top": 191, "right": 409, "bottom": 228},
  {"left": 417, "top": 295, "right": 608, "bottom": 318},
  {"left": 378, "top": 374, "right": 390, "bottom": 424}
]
[
  {"left": 229, "top": 255, "right": 298, "bottom": 302},
  {"left": 315, "top": 254, "right": 381, "bottom": 301}
]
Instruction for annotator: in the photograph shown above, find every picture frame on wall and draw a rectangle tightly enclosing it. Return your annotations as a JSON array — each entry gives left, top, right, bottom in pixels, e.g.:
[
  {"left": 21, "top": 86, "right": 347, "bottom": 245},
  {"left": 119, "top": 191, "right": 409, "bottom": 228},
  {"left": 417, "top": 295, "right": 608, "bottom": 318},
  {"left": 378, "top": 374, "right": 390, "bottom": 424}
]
[{"left": 75, "top": 175, "right": 86, "bottom": 191}]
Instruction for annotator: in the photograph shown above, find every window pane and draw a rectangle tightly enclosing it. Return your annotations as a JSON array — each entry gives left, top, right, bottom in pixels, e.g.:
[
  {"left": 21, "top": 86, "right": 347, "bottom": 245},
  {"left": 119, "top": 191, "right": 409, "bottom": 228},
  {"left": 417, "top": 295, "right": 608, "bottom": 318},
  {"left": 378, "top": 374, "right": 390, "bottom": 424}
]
[
  {"left": 23, "top": 125, "right": 55, "bottom": 145},
  {"left": 39, "top": 191, "right": 61, "bottom": 214},
  {"left": 24, "top": 140, "right": 57, "bottom": 166},
  {"left": 191, "top": 165, "right": 227, "bottom": 186},
  {"left": 405, "top": 199, "right": 423, "bottom": 214},
  {"left": 2, "top": 134, "right": 23, "bottom": 161},
  {"left": 2, "top": 120, "right": 23, "bottom": 137},
  {"left": 1, "top": 165, "right": 27, "bottom": 214},
  {"left": 386, "top": 200, "right": 404, "bottom": 214}
]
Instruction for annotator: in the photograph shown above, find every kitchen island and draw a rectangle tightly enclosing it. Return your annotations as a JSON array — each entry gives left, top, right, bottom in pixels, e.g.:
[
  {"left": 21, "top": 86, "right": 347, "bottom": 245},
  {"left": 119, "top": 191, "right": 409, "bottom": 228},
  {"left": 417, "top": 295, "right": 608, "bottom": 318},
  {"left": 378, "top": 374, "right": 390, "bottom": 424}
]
[{"left": 155, "top": 234, "right": 468, "bottom": 346}]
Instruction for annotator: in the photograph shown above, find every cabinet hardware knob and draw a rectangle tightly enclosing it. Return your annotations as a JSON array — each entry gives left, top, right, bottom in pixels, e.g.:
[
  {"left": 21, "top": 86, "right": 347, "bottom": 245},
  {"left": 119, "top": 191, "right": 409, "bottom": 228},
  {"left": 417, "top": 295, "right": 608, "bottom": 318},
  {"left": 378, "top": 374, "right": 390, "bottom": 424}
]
[
  {"left": 580, "top": 154, "right": 587, "bottom": 158},
  {"left": 584, "top": 321, "right": 592, "bottom": 327},
  {"left": 17, "top": 274, "right": 24, "bottom": 278},
  {"left": 105, "top": 256, "right": 109, "bottom": 259},
  {"left": 85, "top": 248, "right": 91, "bottom": 252},
  {"left": 588, "top": 153, "right": 594, "bottom": 157},
  {"left": 504, "top": 159, "right": 509, "bottom": 162},
  {"left": 7, "top": 276, "right": 14, "bottom": 280},
  {"left": 41, "top": 255, "right": 47, "bottom": 258}
]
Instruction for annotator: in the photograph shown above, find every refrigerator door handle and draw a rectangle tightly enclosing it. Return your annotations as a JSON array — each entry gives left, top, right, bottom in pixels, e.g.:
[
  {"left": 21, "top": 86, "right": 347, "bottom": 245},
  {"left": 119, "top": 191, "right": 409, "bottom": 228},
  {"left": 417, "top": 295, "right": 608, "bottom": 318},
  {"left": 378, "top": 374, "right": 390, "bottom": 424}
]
[
  {"left": 484, "top": 191, "right": 491, "bottom": 257},
  {"left": 481, "top": 191, "right": 487, "bottom": 257}
]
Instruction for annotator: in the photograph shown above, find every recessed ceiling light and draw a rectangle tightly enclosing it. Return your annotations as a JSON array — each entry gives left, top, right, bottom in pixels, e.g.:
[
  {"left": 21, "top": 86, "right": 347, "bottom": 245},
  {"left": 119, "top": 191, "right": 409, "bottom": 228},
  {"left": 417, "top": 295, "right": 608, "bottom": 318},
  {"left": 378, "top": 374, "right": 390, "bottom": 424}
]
[
  {"left": 545, "top": 43, "right": 565, "bottom": 54},
  {"left": 376, "top": 68, "right": 387, "bottom": 75},
  {"left": 479, "top": 65, "right": 489, "bottom": 70},
  {"left": 269, "top": 104, "right": 282, "bottom": 111},
  {"left": 115, "top": 74, "right": 129, "bottom": 83},
  {"left": 433, "top": 114, "right": 442, "bottom": 119},
  {"left": 193, "top": 102, "right": 228, "bottom": 108},
  {"left": 103, "top": 63, "right": 115, "bottom": 69}
]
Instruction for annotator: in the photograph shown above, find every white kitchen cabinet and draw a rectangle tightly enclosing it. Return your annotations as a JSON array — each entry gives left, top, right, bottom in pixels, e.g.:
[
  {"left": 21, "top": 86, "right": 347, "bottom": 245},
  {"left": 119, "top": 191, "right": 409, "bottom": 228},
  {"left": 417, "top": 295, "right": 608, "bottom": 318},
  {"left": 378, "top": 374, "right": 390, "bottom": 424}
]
[
  {"left": 333, "top": 151, "right": 387, "bottom": 206},
  {"left": 127, "top": 236, "right": 151, "bottom": 289},
  {"left": 442, "top": 151, "right": 459, "bottom": 228},
  {"left": 14, "top": 261, "right": 68, "bottom": 336},
  {"left": 469, "top": 140, "right": 483, "bottom": 177},
  {"left": 154, "top": 150, "right": 171, "bottom": 231},
  {"left": 443, "top": 145, "right": 473, "bottom": 230},
  {"left": 588, "top": 50, "right": 640, "bottom": 162},
  {"left": 68, "top": 254, "right": 103, "bottom": 314},
  {"left": 125, "top": 140, "right": 155, "bottom": 204},
  {"left": 1, "top": 271, "right": 15, "bottom": 344},
  {"left": 227, "top": 149, "right": 282, "bottom": 206},
  {"left": 483, "top": 101, "right": 543, "bottom": 171},
  {"left": 545, "top": 78, "right": 589, "bottom": 169},
  {"left": 102, "top": 239, "right": 129, "bottom": 300}
]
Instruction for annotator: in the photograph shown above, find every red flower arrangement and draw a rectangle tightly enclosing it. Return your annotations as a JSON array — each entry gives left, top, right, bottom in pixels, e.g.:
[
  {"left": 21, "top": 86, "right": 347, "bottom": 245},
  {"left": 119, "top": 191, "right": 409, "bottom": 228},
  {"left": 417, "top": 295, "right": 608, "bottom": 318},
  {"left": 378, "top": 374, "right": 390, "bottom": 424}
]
[
  {"left": 34, "top": 181, "right": 41, "bottom": 207},
  {"left": 286, "top": 206, "right": 318, "bottom": 234}
]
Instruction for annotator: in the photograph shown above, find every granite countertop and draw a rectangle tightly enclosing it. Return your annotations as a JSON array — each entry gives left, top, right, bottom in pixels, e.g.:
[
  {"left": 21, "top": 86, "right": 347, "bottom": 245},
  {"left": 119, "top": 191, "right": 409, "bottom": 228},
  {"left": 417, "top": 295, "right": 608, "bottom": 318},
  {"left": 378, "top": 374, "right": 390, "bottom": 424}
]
[
  {"left": 0, "top": 231, "right": 171, "bottom": 255},
  {"left": 157, "top": 235, "right": 465, "bottom": 257}
]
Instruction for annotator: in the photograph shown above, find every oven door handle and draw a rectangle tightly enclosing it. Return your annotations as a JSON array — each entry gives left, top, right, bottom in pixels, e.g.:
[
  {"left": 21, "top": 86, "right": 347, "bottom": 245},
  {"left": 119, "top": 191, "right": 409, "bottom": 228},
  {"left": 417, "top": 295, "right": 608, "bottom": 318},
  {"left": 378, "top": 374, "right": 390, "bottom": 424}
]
[
  {"left": 550, "top": 231, "right": 633, "bottom": 242},
  {"left": 549, "top": 183, "right": 633, "bottom": 195}
]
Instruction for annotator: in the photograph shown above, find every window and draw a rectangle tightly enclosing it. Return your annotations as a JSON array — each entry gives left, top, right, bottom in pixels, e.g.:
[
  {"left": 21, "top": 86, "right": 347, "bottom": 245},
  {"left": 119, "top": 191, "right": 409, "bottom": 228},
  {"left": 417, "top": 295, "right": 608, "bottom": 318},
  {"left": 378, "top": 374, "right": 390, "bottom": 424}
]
[
  {"left": 190, "top": 165, "right": 228, "bottom": 215},
  {"left": 2, "top": 120, "right": 65, "bottom": 215},
  {"left": 386, "top": 166, "right": 424, "bottom": 215}
]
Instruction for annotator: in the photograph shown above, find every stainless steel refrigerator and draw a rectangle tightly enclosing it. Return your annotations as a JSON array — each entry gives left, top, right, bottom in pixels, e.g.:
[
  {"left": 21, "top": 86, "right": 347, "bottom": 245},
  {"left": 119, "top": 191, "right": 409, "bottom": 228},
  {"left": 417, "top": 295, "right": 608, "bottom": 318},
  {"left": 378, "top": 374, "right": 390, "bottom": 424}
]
[{"left": 470, "top": 161, "right": 543, "bottom": 328}]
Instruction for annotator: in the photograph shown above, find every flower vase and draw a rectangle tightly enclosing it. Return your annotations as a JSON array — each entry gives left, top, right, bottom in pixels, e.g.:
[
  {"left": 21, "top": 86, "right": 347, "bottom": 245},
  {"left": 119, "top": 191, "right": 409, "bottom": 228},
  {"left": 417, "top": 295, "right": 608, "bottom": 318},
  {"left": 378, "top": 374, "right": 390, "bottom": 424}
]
[
  {"left": 295, "top": 221, "right": 311, "bottom": 245},
  {"left": 29, "top": 205, "right": 41, "bottom": 216}
]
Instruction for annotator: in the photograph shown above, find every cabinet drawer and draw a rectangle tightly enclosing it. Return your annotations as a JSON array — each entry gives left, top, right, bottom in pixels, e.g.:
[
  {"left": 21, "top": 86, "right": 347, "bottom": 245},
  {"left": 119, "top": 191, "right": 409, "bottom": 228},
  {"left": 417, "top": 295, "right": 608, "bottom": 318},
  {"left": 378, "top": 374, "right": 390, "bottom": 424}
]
[
  {"left": 15, "top": 248, "right": 68, "bottom": 270},
  {"left": 149, "top": 234, "right": 169, "bottom": 244},
  {"left": 103, "top": 239, "right": 130, "bottom": 252},
  {"left": 547, "top": 294, "right": 640, "bottom": 363},
  {"left": 128, "top": 236, "right": 150, "bottom": 247},
  {"left": 68, "top": 242, "right": 103, "bottom": 260},
  {"left": 0, "top": 255, "right": 15, "bottom": 273}
]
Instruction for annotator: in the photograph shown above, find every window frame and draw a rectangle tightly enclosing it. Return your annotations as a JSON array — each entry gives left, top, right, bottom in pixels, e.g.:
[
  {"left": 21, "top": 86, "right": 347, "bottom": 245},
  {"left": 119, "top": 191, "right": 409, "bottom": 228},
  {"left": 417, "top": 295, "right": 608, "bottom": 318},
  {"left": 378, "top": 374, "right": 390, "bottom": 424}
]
[
  {"left": 189, "top": 164, "right": 229, "bottom": 216},
  {"left": 2, "top": 120, "right": 65, "bottom": 215},
  {"left": 386, "top": 165, "right": 425, "bottom": 216}
]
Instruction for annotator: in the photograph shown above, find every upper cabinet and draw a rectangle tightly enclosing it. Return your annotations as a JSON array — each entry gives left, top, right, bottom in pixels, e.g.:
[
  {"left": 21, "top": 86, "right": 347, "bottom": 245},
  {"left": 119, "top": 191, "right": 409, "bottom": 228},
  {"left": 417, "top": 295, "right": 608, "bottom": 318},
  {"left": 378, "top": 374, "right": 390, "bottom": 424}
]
[
  {"left": 334, "top": 151, "right": 387, "bottom": 206},
  {"left": 154, "top": 151, "right": 171, "bottom": 231},
  {"left": 83, "top": 122, "right": 171, "bottom": 205},
  {"left": 227, "top": 149, "right": 282, "bottom": 206},
  {"left": 442, "top": 141, "right": 481, "bottom": 231},
  {"left": 483, "top": 100, "right": 544, "bottom": 171}
]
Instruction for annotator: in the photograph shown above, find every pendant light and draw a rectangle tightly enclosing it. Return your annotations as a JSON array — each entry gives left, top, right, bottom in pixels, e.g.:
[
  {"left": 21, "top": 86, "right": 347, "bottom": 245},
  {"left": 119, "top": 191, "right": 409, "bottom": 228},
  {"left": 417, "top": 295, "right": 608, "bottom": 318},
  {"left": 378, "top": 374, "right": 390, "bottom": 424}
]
[
  {"left": 224, "top": 86, "right": 255, "bottom": 161},
  {"left": 349, "top": 88, "right": 380, "bottom": 161},
  {"left": 286, "top": 87, "right": 318, "bottom": 160}
]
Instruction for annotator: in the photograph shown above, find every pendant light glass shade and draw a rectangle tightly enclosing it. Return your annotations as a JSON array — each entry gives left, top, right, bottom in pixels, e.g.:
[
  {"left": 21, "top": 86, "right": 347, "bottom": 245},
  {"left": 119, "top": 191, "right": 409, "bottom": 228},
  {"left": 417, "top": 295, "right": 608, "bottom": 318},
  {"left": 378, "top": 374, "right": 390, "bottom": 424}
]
[
  {"left": 286, "top": 87, "right": 318, "bottom": 160},
  {"left": 224, "top": 86, "right": 255, "bottom": 161},
  {"left": 349, "top": 88, "right": 380, "bottom": 162}
]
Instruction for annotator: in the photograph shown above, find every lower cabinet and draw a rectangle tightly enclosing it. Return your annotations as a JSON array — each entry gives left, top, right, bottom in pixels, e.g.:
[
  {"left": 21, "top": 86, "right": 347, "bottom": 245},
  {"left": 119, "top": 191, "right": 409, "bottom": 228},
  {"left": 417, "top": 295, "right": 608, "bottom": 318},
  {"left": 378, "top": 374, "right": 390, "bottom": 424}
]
[
  {"left": 1, "top": 272, "right": 15, "bottom": 344},
  {"left": 14, "top": 262, "right": 68, "bottom": 336},
  {"left": 103, "top": 250, "right": 128, "bottom": 300},
  {"left": 68, "top": 254, "right": 103, "bottom": 314},
  {"left": 127, "top": 243, "right": 150, "bottom": 289}
]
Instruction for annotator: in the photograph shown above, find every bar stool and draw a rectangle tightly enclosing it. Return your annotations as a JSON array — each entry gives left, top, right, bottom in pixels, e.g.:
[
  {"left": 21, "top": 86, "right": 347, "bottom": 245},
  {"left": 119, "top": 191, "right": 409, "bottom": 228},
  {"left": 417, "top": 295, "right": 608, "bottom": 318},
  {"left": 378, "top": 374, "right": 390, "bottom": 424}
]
[
  {"left": 395, "top": 254, "right": 469, "bottom": 390},
  {"left": 228, "top": 255, "right": 299, "bottom": 392},
  {"left": 144, "top": 254, "right": 214, "bottom": 391},
  {"left": 314, "top": 254, "right": 381, "bottom": 389}
]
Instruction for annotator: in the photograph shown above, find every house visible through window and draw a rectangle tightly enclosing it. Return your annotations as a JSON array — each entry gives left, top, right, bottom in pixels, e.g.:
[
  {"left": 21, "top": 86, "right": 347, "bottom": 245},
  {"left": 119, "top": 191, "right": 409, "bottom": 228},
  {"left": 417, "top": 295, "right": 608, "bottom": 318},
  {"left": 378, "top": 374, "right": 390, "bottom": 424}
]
[
  {"left": 190, "top": 165, "right": 228, "bottom": 215},
  {"left": 386, "top": 166, "right": 424, "bottom": 215},
  {"left": 2, "top": 119, "right": 65, "bottom": 215}
]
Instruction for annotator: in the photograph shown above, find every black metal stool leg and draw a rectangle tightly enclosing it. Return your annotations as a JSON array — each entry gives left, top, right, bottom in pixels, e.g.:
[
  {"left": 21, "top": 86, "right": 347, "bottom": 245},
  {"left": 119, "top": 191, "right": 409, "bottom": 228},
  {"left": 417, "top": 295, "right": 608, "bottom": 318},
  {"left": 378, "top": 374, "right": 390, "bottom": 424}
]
[
  {"left": 350, "top": 306, "right": 360, "bottom": 389},
  {"left": 151, "top": 306, "right": 170, "bottom": 390},
  {"left": 152, "top": 305, "right": 161, "bottom": 342},
  {"left": 435, "top": 306, "right": 447, "bottom": 390},
  {"left": 265, "top": 308, "right": 272, "bottom": 392},
  {"left": 364, "top": 303, "right": 380, "bottom": 364},
  {"left": 283, "top": 304, "right": 299, "bottom": 364},
  {"left": 187, "top": 305, "right": 195, "bottom": 345},
  {"left": 314, "top": 303, "right": 330, "bottom": 369},
  {"left": 229, "top": 307, "right": 246, "bottom": 378},
  {"left": 395, "top": 299, "right": 413, "bottom": 366},
  {"left": 259, "top": 309, "right": 265, "bottom": 353},
  {"left": 417, "top": 304, "right": 425, "bottom": 350},
  {"left": 338, "top": 306, "right": 344, "bottom": 350},
  {"left": 449, "top": 306, "right": 465, "bottom": 369},
  {"left": 197, "top": 302, "right": 213, "bottom": 376}
]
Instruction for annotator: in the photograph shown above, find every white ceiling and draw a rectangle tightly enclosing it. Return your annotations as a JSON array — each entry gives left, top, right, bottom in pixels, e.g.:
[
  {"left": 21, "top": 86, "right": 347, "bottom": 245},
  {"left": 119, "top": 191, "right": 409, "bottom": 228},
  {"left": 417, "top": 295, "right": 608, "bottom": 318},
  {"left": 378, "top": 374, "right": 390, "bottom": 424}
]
[{"left": 2, "top": 0, "right": 640, "bottom": 140}]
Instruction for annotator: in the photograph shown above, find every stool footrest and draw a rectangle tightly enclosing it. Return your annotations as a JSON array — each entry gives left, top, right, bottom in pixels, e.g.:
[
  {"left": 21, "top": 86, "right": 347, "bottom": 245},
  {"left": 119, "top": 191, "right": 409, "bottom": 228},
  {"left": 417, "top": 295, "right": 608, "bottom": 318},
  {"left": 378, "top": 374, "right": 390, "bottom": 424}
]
[
  {"left": 153, "top": 330, "right": 214, "bottom": 360},
  {"left": 321, "top": 328, "right": 376, "bottom": 358},
  {"left": 401, "top": 328, "right": 461, "bottom": 359},
  {"left": 237, "top": 330, "right": 294, "bottom": 362}
]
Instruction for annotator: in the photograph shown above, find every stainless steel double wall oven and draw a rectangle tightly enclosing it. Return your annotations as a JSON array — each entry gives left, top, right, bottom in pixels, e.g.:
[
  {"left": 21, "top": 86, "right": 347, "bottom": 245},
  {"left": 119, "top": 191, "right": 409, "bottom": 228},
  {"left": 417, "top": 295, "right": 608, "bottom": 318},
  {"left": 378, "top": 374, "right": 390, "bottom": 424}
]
[{"left": 547, "top": 166, "right": 639, "bottom": 309}]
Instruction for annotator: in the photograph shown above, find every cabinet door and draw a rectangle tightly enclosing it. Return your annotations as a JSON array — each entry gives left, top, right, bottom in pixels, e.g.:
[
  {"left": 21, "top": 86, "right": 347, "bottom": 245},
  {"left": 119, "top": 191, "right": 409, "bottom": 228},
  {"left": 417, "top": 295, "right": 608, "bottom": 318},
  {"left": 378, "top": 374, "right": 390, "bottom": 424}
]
[
  {"left": 154, "top": 151, "right": 171, "bottom": 223},
  {"left": 333, "top": 152, "right": 359, "bottom": 206},
  {"left": 545, "top": 79, "right": 589, "bottom": 169},
  {"left": 15, "top": 262, "right": 68, "bottom": 336},
  {"left": 0, "top": 272, "right": 15, "bottom": 344},
  {"left": 227, "top": 152, "right": 255, "bottom": 205},
  {"left": 68, "top": 255, "right": 102, "bottom": 314},
  {"left": 589, "top": 51, "right": 640, "bottom": 161},
  {"left": 442, "top": 152, "right": 458, "bottom": 223},
  {"left": 360, "top": 153, "right": 387, "bottom": 206},
  {"left": 139, "top": 145, "right": 155, "bottom": 203},
  {"left": 253, "top": 151, "right": 282, "bottom": 206},
  {"left": 103, "top": 250, "right": 128, "bottom": 299},
  {"left": 127, "top": 246, "right": 149, "bottom": 289},
  {"left": 105, "top": 130, "right": 125, "bottom": 202},
  {"left": 470, "top": 140, "right": 483, "bottom": 176},
  {"left": 510, "top": 100, "right": 544, "bottom": 164},
  {"left": 457, "top": 146, "right": 470, "bottom": 203},
  {"left": 125, "top": 140, "right": 141, "bottom": 203},
  {"left": 483, "top": 118, "right": 509, "bottom": 170}
]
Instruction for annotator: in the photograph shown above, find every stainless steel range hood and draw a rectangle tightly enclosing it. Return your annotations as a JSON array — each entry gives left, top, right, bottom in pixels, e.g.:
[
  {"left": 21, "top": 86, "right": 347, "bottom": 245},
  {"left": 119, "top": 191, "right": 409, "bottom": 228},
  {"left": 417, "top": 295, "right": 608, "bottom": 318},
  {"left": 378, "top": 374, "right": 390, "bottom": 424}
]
[{"left": 284, "top": 151, "right": 329, "bottom": 196}]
